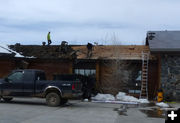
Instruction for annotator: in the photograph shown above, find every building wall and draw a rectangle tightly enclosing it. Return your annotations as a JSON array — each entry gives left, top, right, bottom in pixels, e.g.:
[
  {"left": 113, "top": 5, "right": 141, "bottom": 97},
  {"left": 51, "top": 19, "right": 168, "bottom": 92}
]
[
  {"left": 0, "top": 59, "right": 16, "bottom": 78},
  {"left": 27, "top": 60, "right": 72, "bottom": 80},
  {"left": 99, "top": 60, "right": 141, "bottom": 95},
  {"left": 148, "top": 61, "right": 159, "bottom": 100},
  {"left": 0, "top": 57, "right": 159, "bottom": 99},
  {"left": 161, "top": 54, "right": 180, "bottom": 101},
  {"left": 97, "top": 60, "right": 158, "bottom": 99},
  {"left": 0, "top": 58, "right": 72, "bottom": 80}
]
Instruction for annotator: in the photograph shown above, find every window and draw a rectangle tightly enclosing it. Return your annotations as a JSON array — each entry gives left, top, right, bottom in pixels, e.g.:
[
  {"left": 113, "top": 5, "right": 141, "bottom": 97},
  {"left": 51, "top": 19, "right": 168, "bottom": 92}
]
[
  {"left": 136, "top": 71, "right": 142, "bottom": 81},
  {"left": 128, "top": 90, "right": 141, "bottom": 94},
  {"left": 128, "top": 70, "right": 142, "bottom": 94},
  {"left": 8, "top": 71, "right": 24, "bottom": 82},
  {"left": 74, "top": 69, "right": 96, "bottom": 76},
  {"left": 79, "top": 69, "right": 84, "bottom": 75},
  {"left": 84, "top": 69, "right": 90, "bottom": 76},
  {"left": 36, "top": 72, "right": 46, "bottom": 80}
]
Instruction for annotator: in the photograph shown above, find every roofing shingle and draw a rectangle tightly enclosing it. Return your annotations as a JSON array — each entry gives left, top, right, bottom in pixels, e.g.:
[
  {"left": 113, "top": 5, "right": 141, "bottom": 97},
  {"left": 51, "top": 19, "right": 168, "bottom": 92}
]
[{"left": 147, "top": 31, "right": 180, "bottom": 52}]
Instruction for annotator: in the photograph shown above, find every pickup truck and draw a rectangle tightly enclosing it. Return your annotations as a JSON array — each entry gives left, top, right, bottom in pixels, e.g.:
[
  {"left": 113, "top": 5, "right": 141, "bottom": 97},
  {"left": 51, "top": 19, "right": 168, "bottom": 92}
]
[{"left": 0, "top": 69, "right": 82, "bottom": 106}]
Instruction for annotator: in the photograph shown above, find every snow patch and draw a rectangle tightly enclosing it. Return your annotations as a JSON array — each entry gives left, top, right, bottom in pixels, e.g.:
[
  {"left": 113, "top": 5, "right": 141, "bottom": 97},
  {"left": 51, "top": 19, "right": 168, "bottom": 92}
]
[
  {"left": 0, "top": 45, "right": 11, "bottom": 54},
  {"left": 83, "top": 99, "right": 89, "bottom": 102},
  {"left": 138, "top": 99, "right": 149, "bottom": 103},
  {"left": 0, "top": 44, "right": 24, "bottom": 57},
  {"left": 156, "top": 102, "right": 169, "bottom": 108},
  {"left": 116, "top": 92, "right": 139, "bottom": 102},
  {"left": 92, "top": 100, "right": 138, "bottom": 105},
  {"left": 91, "top": 92, "right": 149, "bottom": 104},
  {"left": 91, "top": 93, "right": 115, "bottom": 101},
  {"left": 116, "top": 92, "right": 149, "bottom": 103}
]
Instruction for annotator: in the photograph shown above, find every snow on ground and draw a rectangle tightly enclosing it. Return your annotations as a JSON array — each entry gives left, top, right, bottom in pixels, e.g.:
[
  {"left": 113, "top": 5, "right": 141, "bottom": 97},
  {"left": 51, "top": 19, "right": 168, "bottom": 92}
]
[
  {"left": 91, "top": 100, "right": 138, "bottom": 104},
  {"left": 0, "top": 44, "right": 24, "bottom": 57},
  {"left": 91, "top": 93, "right": 115, "bottom": 101},
  {"left": 116, "top": 92, "right": 139, "bottom": 102},
  {"left": 138, "top": 99, "right": 149, "bottom": 103},
  {"left": 156, "top": 102, "right": 169, "bottom": 108},
  {"left": 116, "top": 92, "right": 149, "bottom": 103},
  {"left": 91, "top": 92, "right": 149, "bottom": 104},
  {"left": 83, "top": 99, "right": 89, "bottom": 102}
]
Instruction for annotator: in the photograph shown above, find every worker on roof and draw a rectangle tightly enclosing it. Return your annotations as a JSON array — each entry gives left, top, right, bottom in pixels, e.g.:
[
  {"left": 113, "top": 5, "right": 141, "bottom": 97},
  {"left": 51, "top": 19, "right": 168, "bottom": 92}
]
[
  {"left": 87, "top": 43, "right": 93, "bottom": 58},
  {"left": 47, "top": 32, "right": 52, "bottom": 45}
]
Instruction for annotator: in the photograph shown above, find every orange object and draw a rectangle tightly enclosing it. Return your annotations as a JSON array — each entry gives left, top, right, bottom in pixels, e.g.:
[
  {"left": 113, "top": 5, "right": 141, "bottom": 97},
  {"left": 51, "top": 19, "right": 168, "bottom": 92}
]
[{"left": 157, "top": 90, "right": 163, "bottom": 102}]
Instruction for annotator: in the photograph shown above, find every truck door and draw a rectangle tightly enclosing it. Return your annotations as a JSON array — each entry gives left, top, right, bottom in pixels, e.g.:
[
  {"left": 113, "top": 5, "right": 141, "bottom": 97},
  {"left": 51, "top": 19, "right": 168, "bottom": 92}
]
[
  {"left": 2, "top": 71, "right": 24, "bottom": 96},
  {"left": 23, "top": 71, "right": 46, "bottom": 96},
  {"left": 23, "top": 71, "right": 35, "bottom": 96}
]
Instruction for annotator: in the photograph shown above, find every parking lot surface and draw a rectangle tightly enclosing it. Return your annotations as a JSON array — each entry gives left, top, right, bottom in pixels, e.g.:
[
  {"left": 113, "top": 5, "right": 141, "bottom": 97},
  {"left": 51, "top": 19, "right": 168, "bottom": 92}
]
[{"left": 0, "top": 98, "right": 166, "bottom": 123}]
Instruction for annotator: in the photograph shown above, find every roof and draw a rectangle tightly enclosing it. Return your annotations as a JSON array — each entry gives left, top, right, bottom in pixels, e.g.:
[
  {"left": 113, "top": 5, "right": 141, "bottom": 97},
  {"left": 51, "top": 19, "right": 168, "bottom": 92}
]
[
  {"left": 9, "top": 45, "right": 75, "bottom": 59},
  {"left": 9, "top": 45, "right": 155, "bottom": 60},
  {"left": 147, "top": 31, "right": 180, "bottom": 52},
  {"left": 0, "top": 45, "right": 12, "bottom": 54},
  {"left": 72, "top": 45, "right": 155, "bottom": 60},
  {"left": 0, "top": 44, "right": 24, "bottom": 57}
]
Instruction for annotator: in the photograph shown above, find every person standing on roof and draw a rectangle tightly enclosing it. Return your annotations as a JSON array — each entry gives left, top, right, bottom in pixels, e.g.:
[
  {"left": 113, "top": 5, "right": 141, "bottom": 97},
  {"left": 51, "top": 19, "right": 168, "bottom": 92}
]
[
  {"left": 87, "top": 43, "right": 93, "bottom": 58},
  {"left": 47, "top": 32, "right": 52, "bottom": 45}
]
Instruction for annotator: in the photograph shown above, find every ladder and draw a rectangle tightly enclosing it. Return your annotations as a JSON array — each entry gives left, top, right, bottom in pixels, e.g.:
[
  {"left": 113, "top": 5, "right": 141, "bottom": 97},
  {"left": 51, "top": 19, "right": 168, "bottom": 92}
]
[{"left": 140, "top": 51, "right": 149, "bottom": 99}]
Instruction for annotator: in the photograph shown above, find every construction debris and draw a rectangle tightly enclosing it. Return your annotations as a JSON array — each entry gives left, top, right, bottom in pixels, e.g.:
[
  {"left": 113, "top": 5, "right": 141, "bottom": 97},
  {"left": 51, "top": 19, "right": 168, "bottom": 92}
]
[
  {"left": 60, "top": 41, "right": 69, "bottom": 54},
  {"left": 9, "top": 42, "right": 77, "bottom": 59}
]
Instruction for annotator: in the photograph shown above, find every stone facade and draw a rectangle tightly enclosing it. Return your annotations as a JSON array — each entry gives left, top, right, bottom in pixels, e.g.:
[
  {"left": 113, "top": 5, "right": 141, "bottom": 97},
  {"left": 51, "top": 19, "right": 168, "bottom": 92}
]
[
  {"left": 99, "top": 61, "right": 142, "bottom": 95},
  {"left": 161, "top": 54, "right": 180, "bottom": 101}
]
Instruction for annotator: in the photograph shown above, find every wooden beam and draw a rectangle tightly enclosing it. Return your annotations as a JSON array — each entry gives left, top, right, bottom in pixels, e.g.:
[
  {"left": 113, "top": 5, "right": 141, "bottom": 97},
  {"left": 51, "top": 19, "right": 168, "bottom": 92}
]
[
  {"left": 95, "top": 61, "right": 101, "bottom": 90},
  {"left": 157, "top": 54, "right": 161, "bottom": 89},
  {"left": 69, "top": 62, "right": 73, "bottom": 74}
]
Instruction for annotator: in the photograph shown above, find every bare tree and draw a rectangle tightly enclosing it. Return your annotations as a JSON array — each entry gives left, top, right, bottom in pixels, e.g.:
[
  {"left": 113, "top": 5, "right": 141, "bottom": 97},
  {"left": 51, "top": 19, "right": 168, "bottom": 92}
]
[{"left": 99, "top": 33, "right": 133, "bottom": 95}]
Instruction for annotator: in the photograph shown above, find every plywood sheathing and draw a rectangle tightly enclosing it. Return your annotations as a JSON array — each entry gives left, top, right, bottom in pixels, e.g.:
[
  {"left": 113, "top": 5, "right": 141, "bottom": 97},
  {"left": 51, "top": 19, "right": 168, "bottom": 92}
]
[{"left": 72, "top": 45, "right": 156, "bottom": 60}]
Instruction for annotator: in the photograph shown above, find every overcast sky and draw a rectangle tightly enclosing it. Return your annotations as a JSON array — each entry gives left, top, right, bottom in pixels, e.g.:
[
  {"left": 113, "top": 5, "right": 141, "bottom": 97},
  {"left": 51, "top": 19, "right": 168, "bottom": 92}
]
[{"left": 0, "top": 0, "right": 180, "bottom": 45}]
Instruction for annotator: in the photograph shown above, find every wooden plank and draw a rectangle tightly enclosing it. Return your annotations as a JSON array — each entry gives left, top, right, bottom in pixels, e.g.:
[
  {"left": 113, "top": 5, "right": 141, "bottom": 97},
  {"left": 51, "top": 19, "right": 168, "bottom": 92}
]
[
  {"left": 157, "top": 54, "right": 161, "bottom": 89},
  {"left": 69, "top": 62, "right": 73, "bottom": 74},
  {"left": 95, "top": 61, "right": 100, "bottom": 91}
]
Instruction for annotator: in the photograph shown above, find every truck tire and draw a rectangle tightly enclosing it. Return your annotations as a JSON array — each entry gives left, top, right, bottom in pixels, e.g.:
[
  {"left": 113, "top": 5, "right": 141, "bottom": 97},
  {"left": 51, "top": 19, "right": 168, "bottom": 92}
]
[
  {"left": 46, "top": 92, "right": 61, "bottom": 107},
  {"left": 3, "top": 97, "right": 13, "bottom": 102}
]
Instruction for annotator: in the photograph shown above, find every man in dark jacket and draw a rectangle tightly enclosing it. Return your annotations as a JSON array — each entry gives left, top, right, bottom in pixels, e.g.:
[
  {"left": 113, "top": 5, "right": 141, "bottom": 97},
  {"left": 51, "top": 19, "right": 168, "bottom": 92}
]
[{"left": 87, "top": 43, "right": 93, "bottom": 58}]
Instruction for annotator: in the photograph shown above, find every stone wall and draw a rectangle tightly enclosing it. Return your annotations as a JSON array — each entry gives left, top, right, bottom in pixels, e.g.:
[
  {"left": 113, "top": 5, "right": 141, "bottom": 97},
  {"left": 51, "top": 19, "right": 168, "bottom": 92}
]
[
  {"left": 99, "top": 60, "right": 142, "bottom": 95},
  {"left": 161, "top": 55, "right": 180, "bottom": 101}
]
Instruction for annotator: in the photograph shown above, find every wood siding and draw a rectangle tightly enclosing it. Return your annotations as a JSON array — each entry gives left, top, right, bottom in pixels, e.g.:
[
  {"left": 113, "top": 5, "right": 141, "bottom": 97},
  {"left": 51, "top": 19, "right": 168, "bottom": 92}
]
[
  {"left": 27, "top": 60, "right": 72, "bottom": 80},
  {"left": 148, "top": 61, "right": 159, "bottom": 99},
  {"left": 0, "top": 58, "right": 72, "bottom": 80},
  {"left": 0, "top": 59, "right": 16, "bottom": 78}
]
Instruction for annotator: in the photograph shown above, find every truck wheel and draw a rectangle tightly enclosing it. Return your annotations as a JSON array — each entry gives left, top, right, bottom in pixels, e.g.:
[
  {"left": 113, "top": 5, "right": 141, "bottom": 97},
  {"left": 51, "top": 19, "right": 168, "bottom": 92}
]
[
  {"left": 46, "top": 92, "right": 61, "bottom": 107},
  {"left": 3, "top": 97, "right": 13, "bottom": 102},
  {"left": 61, "top": 99, "right": 68, "bottom": 105}
]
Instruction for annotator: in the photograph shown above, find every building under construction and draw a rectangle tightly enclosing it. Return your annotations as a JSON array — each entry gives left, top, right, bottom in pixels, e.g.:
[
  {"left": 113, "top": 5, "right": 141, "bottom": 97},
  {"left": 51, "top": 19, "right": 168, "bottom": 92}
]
[{"left": 0, "top": 31, "right": 180, "bottom": 101}]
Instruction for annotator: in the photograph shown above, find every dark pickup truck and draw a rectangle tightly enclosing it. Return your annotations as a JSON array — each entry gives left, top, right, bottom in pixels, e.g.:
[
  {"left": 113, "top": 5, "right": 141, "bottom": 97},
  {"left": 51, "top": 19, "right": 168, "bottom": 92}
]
[{"left": 0, "top": 69, "right": 82, "bottom": 106}]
